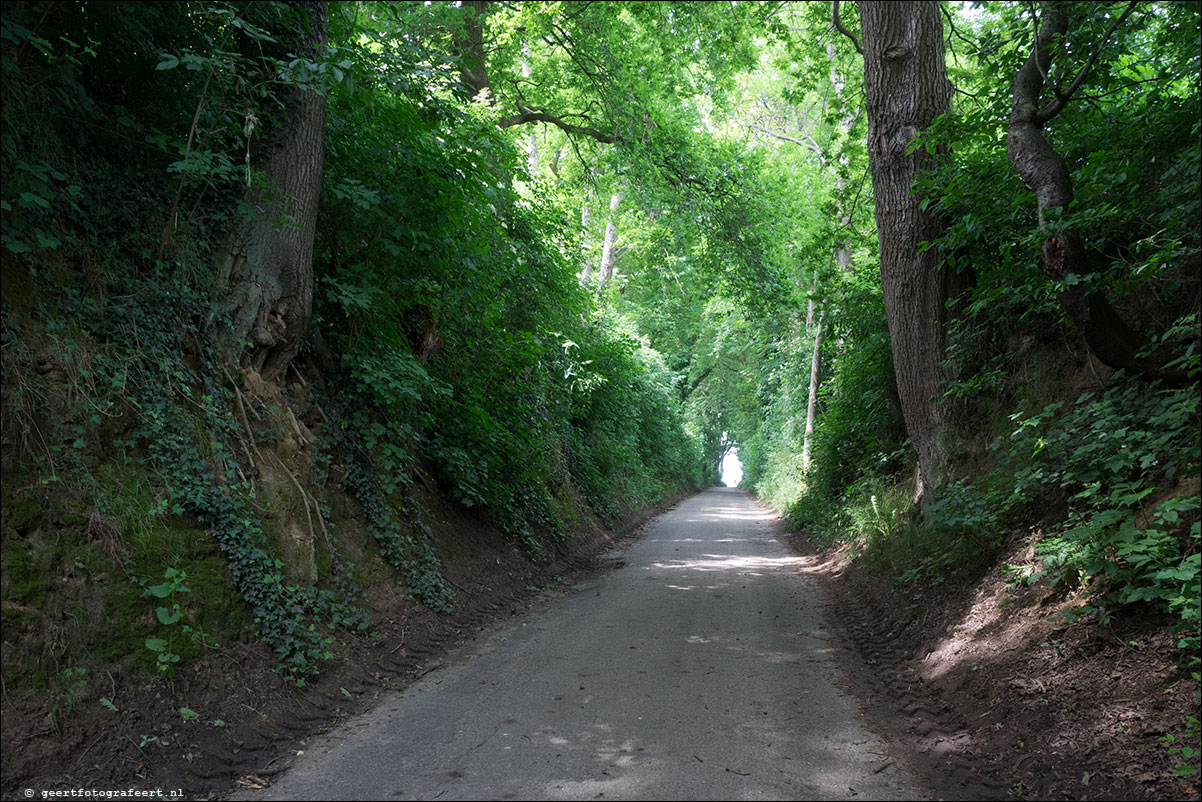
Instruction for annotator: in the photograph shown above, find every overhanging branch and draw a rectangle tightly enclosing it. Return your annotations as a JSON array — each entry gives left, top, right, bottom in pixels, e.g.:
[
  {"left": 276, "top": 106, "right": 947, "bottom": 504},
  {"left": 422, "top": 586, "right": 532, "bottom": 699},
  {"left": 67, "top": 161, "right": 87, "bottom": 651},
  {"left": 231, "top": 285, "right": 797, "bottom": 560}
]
[
  {"left": 833, "top": 1, "right": 864, "bottom": 56},
  {"left": 496, "top": 110, "right": 615, "bottom": 144},
  {"left": 745, "top": 123, "right": 823, "bottom": 156},
  {"left": 1035, "top": 0, "right": 1138, "bottom": 123}
]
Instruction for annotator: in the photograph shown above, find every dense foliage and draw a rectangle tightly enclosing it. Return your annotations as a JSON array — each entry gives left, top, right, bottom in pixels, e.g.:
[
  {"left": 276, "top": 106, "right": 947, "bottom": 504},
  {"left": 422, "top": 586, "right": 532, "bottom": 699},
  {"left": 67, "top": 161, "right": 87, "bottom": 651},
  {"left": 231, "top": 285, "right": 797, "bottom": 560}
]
[{"left": 0, "top": 0, "right": 709, "bottom": 688}]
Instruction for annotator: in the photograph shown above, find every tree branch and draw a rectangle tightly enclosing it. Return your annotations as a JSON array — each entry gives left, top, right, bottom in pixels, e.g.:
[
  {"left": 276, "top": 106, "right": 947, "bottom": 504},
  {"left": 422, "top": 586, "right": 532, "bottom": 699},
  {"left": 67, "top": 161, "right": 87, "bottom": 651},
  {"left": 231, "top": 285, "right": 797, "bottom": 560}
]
[
  {"left": 940, "top": 3, "right": 978, "bottom": 55},
  {"left": 745, "top": 123, "right": 823, "bottom": 156},
  {"left": 683, "top": 363, "right": 714, "bottom": 400},
  {"left": 1009, "top": 2, "right": 1072, "bottom": 215},
  {"left": 1035, "top": 0, "right": 1138, "bottom": 123},
  {"left": 1007, "top": 1, "right": 1193, "bottom": 385},
  {"left": 832, "top": 1, "right": 863, "bottom": 56},
  {"left": 497, "top": 110, "right": 615, "bottom": 144}
]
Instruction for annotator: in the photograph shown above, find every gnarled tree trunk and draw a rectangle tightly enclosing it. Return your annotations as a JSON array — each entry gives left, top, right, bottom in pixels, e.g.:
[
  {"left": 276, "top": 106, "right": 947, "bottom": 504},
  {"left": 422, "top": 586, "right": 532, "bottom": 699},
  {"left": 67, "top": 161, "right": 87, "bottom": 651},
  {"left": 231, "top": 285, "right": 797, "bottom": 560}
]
[{"left": 1007, "top": 1, "right": 1189, "bottom": 385}]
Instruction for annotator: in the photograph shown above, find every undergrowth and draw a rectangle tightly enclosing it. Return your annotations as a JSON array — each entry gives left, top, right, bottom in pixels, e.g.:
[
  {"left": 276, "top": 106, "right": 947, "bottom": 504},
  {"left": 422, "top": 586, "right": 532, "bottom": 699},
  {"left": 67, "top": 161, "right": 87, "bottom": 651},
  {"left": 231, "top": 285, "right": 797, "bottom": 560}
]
[{"left": 789, "top": 370, "right": 1200, "bottom": 773}]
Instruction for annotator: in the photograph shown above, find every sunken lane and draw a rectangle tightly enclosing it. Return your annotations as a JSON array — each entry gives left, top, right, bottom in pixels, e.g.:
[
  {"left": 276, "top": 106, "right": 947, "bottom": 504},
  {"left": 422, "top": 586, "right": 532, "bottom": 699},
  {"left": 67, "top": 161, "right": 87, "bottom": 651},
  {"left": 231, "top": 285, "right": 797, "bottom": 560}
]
[{"left": 233, "top": 487, "right": 930, "bottom": 801}]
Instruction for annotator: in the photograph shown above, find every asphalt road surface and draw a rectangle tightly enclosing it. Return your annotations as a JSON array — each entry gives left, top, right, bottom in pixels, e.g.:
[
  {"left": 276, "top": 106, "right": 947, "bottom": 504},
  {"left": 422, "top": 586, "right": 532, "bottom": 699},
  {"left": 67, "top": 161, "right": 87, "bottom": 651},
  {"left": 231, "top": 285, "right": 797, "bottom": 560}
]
[{"left": 235, "top": 487, "right": 930, "bottom": 801}]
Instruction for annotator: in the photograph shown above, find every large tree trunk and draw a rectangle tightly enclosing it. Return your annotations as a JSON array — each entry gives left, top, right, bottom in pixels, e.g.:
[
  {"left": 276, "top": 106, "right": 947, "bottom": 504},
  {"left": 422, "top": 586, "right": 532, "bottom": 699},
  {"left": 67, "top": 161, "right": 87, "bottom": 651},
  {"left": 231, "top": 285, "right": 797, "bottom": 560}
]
[
  {"left": 455, "top": 0, "right": 491, "bottom": 100},
  {"left": 217, "top": 1, "right": 328, "bottom": 382},
  {"left": 859, "top": 1, "right": 954, "bottom": 497}
]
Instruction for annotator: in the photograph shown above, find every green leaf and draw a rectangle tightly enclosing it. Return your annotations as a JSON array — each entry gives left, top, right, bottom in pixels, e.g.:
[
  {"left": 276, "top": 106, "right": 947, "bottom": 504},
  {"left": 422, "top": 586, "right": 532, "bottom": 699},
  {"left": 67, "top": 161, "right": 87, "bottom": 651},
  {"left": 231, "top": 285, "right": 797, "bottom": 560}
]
[
  {"left": 3, "top": 236, "right": 31, "bottom": 254},
  {"left": 20, "top": 192, "right": 50, "bottom": 208}
]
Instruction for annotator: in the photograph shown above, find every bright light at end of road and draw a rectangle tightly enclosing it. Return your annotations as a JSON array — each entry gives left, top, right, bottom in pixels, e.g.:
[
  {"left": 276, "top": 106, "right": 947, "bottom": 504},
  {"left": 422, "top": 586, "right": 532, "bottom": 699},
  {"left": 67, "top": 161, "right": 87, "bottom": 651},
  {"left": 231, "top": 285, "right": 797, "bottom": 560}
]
[{"left": 721, "top": 449, "right": 743, "bottom": 487}]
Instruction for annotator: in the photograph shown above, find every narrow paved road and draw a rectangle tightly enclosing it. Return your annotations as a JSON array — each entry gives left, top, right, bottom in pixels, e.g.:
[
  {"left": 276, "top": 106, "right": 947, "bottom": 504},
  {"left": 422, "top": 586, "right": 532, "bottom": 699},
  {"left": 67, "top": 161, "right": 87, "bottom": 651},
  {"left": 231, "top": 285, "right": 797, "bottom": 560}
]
[{"left": 236, "top": 488, "right": 929, "bottom": 801}]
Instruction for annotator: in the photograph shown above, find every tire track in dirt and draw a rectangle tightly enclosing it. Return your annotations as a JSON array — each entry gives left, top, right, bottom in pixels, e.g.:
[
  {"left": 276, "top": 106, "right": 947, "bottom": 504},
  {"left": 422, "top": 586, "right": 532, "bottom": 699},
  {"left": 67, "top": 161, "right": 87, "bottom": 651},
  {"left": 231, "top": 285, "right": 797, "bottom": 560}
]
[{"left": 812, "top": 566, "right": 1009, "bottom": 801}]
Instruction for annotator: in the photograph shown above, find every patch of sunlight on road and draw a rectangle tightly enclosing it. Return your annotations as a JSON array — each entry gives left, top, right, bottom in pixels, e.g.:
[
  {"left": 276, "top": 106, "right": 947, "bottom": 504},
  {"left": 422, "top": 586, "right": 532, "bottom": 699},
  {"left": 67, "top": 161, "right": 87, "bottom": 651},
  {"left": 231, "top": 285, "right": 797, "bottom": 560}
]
[
  {"left": 668, "top": 537, "right": 757, "bottom": 546},
  {"left": 532, "top": 726, "right": 654, "bottom": 801},
  {"left": 648, "top": 554, "right": 806, "bottom": 573},
  {"left": 682, "top": 506, "right": 774, "bottom": 523}
]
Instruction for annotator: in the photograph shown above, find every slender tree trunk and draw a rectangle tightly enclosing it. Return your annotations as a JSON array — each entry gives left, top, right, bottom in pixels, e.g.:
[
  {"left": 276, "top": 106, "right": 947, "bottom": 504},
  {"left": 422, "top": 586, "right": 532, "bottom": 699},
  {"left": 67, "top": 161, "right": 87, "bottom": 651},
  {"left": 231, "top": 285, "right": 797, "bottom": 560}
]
[
  {"left": 802, "top": 311, "right": 825, "bottom": 472},
  {"left": 828, "top": 41, "right": 859, "bottom": 278},
  {"left": 578, "top": 205, "right": 594, "bottom": 285},
  {"left": 521, "top": 43, "right": 538, "bottom": 174},
  {"left": 801, "top": 40, "right": 862, "bottom": 473},
  {"left": 598, "top": 192, "right": 622, "bottom": 287},
  {"left": 216, "top": 0, "right": 328, "bottom": 382},
  {"left": 527, "top": 130, "right": 539, "bottom": 175},
  {"left": 859, "top": 1, "right": 954, "bottom": 497},
  {"left": 804, "top": 272, "right": 818, "bottom": 331}
]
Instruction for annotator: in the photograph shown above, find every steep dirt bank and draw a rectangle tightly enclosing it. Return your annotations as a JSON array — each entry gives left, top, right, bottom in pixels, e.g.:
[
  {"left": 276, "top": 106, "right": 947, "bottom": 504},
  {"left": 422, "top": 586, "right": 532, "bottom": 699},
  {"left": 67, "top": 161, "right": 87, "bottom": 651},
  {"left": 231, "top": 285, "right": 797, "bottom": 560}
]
[
  {"left": 1, "top": 485, "right": 685, "bottom": 800},
  {"left": 774, "top": 518, "right": 1199, "bottom": 801}
]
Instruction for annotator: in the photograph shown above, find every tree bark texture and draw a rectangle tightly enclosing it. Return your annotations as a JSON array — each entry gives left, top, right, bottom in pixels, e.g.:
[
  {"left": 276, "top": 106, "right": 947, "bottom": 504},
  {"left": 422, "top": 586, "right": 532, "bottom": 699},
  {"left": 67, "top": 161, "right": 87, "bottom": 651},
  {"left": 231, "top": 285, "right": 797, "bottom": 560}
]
[
  {"left": 217, "top": 1, "right": 328, "bottom": 383},
  {"left": 859, "top": 1, "right": 954, "bottom": 496},
  {"left": 455, "top": 0, "right": 491, "bottom": 100},
  {"left": 1006, "top": 2, "right": 1189, "bottom": 385}
]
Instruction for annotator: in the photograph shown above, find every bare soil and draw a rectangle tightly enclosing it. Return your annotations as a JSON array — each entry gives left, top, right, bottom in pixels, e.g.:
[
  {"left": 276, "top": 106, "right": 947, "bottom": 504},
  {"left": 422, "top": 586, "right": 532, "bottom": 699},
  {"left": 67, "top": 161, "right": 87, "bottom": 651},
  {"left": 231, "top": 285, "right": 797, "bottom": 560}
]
[{"left": 776, "top": 520, "right": 1200, "bottom": 802}]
